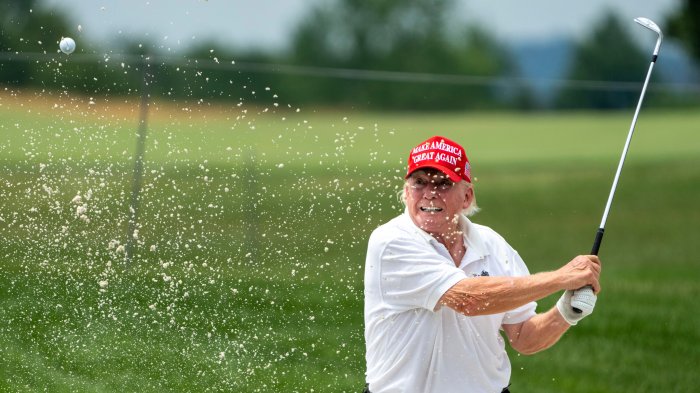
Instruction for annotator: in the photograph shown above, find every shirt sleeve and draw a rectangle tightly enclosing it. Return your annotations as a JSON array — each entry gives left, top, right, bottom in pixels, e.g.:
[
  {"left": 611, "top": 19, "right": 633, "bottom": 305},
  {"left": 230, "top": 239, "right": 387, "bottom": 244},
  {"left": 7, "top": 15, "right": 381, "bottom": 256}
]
[{"left": 374, "top": 235, "right": 466, "bottom": 312}]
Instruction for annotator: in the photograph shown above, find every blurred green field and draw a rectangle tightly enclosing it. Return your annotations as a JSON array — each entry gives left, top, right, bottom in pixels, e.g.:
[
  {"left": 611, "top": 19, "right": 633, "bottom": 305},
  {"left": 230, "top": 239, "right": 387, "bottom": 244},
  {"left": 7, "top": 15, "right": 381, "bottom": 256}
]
[{"left": 1, "top": 92, "right": 699, "bottom": 392}]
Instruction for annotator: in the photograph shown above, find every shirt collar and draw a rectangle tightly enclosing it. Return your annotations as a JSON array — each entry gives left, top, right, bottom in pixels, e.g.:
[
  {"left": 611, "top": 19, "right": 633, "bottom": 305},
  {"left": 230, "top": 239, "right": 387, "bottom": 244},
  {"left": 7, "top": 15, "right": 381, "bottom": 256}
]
[
  {"left": 399, "top": 210, "right": 490, "bottom": 260},
  {"left": 399, "top": 209, "right": 435, "bottom": 244},
  {"left": 459, "top": 215, "right": 489, "bottom": 263}
]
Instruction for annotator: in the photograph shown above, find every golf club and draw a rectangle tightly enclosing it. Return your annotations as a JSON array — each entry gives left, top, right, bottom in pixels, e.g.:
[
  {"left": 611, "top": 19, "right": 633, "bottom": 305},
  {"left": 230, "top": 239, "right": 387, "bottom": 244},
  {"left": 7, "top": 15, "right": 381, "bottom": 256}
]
[{"left": 570, "top": 17, "right": 663, "bottom": 313}]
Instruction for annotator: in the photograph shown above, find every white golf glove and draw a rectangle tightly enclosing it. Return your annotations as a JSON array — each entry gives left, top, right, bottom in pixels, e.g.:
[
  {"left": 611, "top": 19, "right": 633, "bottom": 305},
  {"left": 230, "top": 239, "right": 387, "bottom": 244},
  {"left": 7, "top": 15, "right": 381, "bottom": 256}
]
[{"left": 556, "top": 289, "right": 597, "bottom": 325}]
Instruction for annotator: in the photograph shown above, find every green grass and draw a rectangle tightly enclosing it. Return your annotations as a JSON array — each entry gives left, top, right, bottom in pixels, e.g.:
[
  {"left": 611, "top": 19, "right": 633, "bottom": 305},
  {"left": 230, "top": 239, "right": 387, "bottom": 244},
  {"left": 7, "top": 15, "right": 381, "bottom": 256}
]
[{"left": 1, "top": 93, "right": 699, "bottom": 392}]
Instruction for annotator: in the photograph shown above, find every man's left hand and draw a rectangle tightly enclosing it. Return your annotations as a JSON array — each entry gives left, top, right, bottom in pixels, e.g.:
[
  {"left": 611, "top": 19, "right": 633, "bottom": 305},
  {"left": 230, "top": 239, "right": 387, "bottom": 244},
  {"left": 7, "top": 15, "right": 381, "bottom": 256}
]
[{"left": 556, "top": 289, "right": 596, "bottom": 325}]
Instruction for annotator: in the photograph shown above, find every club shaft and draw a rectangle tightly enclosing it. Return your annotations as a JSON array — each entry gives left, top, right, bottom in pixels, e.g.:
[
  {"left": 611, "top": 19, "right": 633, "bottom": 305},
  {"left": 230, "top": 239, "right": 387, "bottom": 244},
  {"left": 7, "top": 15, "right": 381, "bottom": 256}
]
[
  {"left": 573, "top": 20, "right": 662, "bottom": 315},
  {"left": 576, "top": 58, "right": 657, "bottom": 312},
  {"left": 595, "top": 59, "right": 657, "bottom": 237}
]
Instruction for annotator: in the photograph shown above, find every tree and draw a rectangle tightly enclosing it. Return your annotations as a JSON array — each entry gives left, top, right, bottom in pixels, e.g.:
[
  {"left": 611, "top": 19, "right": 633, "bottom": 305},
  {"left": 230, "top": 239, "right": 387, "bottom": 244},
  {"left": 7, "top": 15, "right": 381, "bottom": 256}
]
[
  {"left": 1, "top": 0, "right": 40, "bottom": 28},
  {"left": 284, "top": 0, "right": 517, "bottom": 110},
  {"left": 556, "top": 12, "right": 650, "bottom": 109},
  {"left": 667, "top": 0, "right": 700, "bottom": 61},
  {"left": 0, "top": 1, "right": 73, "bottom": 84}
]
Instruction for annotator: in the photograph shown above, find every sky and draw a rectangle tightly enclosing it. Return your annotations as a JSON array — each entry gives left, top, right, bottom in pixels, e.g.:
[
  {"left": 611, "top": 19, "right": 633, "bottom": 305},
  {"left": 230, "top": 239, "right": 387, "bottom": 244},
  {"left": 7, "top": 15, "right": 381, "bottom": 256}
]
[{"left": 40, "top": 0, "right": 681, "bottom": 53}]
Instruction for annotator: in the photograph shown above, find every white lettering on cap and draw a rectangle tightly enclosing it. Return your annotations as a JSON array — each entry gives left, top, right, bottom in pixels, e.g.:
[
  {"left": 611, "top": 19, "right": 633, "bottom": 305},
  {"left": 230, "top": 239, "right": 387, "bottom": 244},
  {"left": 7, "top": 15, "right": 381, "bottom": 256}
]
[
  {"left": 412, "top": 151, "right": 435, "bottom": 163},
  {"left": 435, "top": 152, "right": 457, "bottom": 166},
  {"left": 413, "top": 141, "right": 462, "bottom": 157}
]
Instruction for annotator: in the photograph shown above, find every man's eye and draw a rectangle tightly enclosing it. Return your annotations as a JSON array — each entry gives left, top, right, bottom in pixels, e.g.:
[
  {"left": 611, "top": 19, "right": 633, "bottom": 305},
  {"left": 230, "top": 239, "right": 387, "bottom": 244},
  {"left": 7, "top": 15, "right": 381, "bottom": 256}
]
[
  {"left": 438, "top": 180, "right": 454, "bottom": 189},
  {"left": 412, "top": 178, "right": 427, "bottom": 188}
]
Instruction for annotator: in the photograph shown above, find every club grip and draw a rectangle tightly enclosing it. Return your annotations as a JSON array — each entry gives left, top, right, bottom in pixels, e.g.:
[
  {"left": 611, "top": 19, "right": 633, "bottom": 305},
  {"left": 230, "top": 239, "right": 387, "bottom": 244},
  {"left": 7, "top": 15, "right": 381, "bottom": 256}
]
[
  {"left": 571, "top": 228, "right": 605, "bottom": 313},
  {"left": 590, "top": 227, "right": 605, "bottom": 256}
]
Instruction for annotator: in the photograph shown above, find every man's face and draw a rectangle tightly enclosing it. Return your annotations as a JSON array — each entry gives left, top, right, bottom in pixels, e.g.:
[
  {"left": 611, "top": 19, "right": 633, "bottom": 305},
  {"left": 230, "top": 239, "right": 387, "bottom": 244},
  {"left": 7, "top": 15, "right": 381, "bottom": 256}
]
[{"left": 404, "top": 169, "right": 473, "bottom": 236}]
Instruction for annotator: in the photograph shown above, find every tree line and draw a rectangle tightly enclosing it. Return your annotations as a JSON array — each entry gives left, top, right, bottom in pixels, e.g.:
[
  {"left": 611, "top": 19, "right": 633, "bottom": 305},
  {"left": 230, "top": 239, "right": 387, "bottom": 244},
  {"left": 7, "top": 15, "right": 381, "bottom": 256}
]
[{"left": 1, "top": 0, "right": 698, "bottom": 110}]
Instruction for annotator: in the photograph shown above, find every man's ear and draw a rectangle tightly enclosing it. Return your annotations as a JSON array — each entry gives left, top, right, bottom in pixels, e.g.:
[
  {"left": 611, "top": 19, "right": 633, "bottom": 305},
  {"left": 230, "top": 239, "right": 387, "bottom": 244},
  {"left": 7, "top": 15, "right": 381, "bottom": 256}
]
[{"left": 462, "top": 186, "right": 474, "bottom": 210}]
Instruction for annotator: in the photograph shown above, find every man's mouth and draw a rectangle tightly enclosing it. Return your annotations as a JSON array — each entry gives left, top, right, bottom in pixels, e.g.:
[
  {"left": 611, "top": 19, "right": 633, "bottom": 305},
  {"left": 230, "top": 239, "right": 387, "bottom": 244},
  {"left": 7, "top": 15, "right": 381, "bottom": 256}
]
[{"left": 420, "top": 206, "right": 443, "bottom": 212}]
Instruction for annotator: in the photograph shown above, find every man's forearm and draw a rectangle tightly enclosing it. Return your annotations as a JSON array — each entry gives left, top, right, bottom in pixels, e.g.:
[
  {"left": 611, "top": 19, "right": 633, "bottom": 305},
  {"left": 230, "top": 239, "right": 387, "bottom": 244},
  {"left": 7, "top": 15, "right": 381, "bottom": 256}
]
[
  {"left": 439, "top": 271, "right": 563, "bottom": 316},
  {"left": 505, "top": 307, "right": 570, "bottom": 355}
]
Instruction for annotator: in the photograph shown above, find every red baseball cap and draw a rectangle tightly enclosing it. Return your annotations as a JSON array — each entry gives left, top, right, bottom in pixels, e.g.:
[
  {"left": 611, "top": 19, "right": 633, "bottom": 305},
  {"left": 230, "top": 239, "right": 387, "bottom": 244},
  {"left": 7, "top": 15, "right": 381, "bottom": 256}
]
[{"left": 405, "top": 136, "right": 471, "bottom": 183}]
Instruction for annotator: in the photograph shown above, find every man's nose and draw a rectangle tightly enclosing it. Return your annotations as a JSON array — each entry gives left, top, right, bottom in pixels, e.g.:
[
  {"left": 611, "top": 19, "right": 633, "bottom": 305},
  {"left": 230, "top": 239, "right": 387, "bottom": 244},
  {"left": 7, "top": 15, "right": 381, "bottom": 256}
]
[{"left": 422, "top": 186, "right": 438, "bottom": 198}]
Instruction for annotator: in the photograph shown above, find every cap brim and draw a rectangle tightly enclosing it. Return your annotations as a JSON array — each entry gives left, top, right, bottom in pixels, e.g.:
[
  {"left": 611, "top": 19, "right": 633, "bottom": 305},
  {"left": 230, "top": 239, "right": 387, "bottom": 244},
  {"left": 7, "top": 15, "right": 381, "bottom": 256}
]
[{"left": 405, "top": 163, "right": 466, "bottom": 183}]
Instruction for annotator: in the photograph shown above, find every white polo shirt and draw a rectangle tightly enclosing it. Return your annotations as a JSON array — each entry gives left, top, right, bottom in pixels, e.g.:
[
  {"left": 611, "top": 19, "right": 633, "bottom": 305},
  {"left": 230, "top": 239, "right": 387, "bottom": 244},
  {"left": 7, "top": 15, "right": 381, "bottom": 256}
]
[{"left": 364, "top": 212, "right": 537, "bottom": 393}]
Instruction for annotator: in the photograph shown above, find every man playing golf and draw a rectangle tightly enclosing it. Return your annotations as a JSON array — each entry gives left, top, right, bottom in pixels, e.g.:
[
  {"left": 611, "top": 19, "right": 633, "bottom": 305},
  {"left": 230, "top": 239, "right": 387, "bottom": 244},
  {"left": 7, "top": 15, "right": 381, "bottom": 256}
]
[{"left": 363, "top": 136, "right": 601, "bottom": 393}]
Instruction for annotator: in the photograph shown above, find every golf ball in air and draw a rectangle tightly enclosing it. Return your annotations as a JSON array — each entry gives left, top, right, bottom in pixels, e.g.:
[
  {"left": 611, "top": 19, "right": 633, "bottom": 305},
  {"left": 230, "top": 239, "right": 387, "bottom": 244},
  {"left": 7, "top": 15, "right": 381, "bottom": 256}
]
[{"left": 59, "top": 37, "right": 76, "bottom": 54}]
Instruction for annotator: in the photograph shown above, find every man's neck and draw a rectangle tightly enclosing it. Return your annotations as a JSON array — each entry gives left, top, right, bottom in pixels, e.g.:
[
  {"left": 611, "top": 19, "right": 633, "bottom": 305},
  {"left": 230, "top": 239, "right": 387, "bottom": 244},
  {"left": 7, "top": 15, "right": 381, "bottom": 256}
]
[{"left": 432, "top": 230, "right": 466, "bottom": 266}]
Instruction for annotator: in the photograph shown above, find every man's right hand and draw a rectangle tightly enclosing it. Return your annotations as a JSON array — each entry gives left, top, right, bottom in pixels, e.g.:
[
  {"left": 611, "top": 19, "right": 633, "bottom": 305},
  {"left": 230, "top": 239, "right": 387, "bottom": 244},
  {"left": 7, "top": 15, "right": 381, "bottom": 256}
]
[{"left": 556, "top": 255, "right": 602, "bottom": 294}]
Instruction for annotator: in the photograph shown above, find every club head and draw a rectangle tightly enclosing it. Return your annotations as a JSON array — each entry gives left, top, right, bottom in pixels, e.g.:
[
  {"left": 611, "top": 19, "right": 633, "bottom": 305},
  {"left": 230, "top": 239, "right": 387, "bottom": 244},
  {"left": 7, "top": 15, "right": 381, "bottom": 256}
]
[
  {"left": 634, "top": 17, "right": 661, "bottom": 35},
  {"left": 634, "top": 17, "right": 663, "bottom": 56}
]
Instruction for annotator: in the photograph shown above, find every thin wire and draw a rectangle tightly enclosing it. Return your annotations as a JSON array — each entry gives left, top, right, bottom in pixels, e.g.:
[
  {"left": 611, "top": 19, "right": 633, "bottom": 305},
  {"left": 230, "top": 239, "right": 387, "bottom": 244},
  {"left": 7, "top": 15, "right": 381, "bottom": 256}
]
[{"left": 1, "top": 51, "right": 699, "bottom": 93}]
